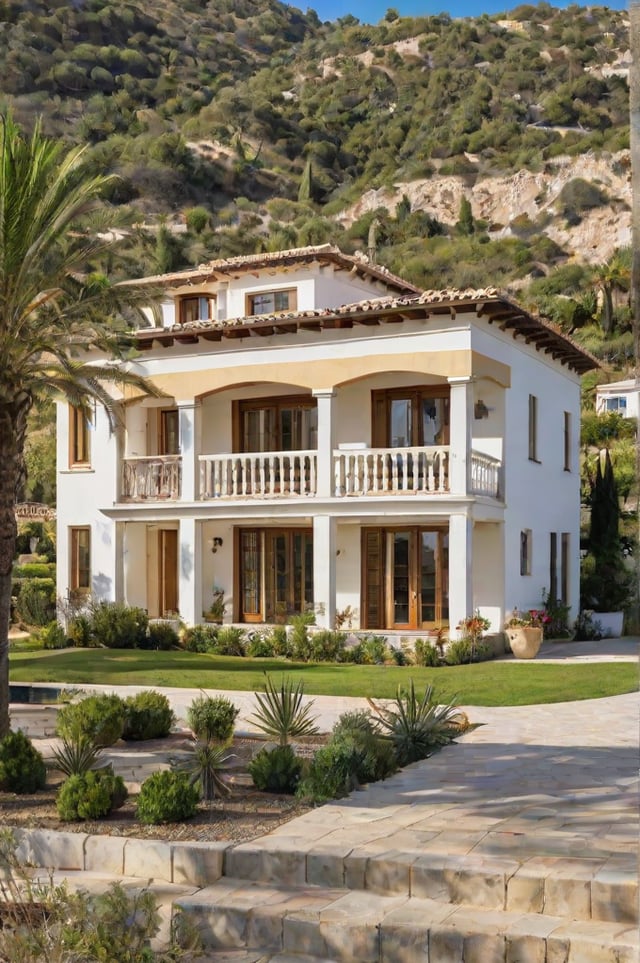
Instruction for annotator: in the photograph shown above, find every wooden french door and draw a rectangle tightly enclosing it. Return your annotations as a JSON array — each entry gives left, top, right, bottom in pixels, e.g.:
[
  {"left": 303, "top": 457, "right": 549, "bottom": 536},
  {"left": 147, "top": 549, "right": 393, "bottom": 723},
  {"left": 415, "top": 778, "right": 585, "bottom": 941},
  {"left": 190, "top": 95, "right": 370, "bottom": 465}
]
[
  {"left": 372, "top": 387, "right": 450, "bottom": 449},
  {"left": 238, "top": 528, "right": 313, "bottom": 622},
  {"left": 362, "top": 527, "right": 448, "bottom": 630},
  {"left": 158, "top": 529, "right": 178, "bottom": 617}
]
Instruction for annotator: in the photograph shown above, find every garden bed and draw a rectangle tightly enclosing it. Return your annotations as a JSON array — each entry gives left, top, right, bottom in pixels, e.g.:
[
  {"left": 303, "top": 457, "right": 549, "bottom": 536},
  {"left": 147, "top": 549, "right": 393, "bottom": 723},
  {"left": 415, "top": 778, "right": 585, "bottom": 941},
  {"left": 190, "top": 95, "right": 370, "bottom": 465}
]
[{"left": 0, "top": 732, "right": 318, "bottom": 845}]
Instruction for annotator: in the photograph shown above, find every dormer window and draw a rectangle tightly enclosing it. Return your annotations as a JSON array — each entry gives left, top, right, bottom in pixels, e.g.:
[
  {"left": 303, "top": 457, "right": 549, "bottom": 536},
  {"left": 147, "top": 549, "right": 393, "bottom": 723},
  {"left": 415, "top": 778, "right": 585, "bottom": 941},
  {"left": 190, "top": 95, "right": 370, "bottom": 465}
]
[
  {"left": 247, "top": 288, "right": 297, "bottom": 316},
  {"left": 179, "top": 295, "right": 214, "bottom": 324}
]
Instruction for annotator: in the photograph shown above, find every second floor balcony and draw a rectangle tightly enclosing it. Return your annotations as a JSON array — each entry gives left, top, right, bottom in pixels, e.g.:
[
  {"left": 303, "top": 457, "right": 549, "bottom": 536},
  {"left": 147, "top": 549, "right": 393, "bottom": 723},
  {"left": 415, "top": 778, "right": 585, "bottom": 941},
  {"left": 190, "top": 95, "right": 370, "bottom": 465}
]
[{"left": 121, "top": 446, "right": 502, "bottom": 502}]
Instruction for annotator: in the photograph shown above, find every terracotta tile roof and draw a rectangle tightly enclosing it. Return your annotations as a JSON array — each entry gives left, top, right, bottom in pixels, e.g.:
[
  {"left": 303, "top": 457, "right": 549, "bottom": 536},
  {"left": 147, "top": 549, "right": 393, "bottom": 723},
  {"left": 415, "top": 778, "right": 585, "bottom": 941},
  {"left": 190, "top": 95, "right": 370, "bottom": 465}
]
[
  {"left": 118, "top": 244, "right": 420, "bottom": 294},
  {"left": 136, "top": 286, "right": 598, "bottom": 375}
]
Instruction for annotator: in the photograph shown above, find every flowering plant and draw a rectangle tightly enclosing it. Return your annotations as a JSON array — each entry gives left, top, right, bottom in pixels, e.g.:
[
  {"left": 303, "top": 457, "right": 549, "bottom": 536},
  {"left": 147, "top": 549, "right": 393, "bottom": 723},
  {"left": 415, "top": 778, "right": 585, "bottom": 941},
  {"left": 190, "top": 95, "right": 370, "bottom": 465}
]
[
  {"left": 505, "top": 608, "right": 551, "bottom": 629},
  {"left": 456, "top": 612, "right": 491, "bottom": 637}
]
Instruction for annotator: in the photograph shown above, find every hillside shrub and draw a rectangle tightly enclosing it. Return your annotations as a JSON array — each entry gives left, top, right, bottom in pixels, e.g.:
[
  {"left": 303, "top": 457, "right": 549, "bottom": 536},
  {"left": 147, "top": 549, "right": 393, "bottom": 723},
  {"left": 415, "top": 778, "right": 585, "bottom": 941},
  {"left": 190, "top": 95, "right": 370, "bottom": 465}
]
[
  {"left": 56, "top": 693, "right": 126, "bottom": 747},
  {"left": 186, "top": 695, "right": 238, "bottom": 743},
  {"left": 249, "top": 745, "right": 302, "bottom": 794},
  {"left": 136, "top": 771, "right": 199, "bottom": 824},
  {"left": 0, "top": 730, "right": 46, "bottom": 793},
  {"left": 89, "top": 601, "right": 148, "bottom": 649},
  {"left": 122, "top": 691, "right": 175, "bottom": 741},
  {"left": 57, "top": 769, "right": 127, "bottom": 821}
]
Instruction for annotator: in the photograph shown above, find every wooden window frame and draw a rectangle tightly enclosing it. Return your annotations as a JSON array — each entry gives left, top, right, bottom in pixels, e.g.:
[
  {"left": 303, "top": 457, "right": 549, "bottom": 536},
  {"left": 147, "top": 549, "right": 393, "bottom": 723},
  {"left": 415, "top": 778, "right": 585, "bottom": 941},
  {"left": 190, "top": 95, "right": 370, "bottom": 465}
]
[
  {"left": 371, "top": 386, "right": 450, "bottom": 449},
  {"left": 69, "top": 404, "right": 91, "bottom": 467},
  {"left": 549, "top": 531, "right": 558, "bottom": 603},
  {"left": 178, "top": 294, "right": 214, "bottom": 325},
  {"left": 233, "top": 394, "right": 317, "bottom": 453},
  {"left": 70, "top": 527, "right": 91, "bottom": 594},
  {"left": 528, "top": 394, "right": 539, "bottom": 462},
  {"left": 236, "top": 527, "right": 313, "bottom": 623},
  {"left": 520, "top": 529, "right": 532, "bottom": 576},
  {"left": 560, "top": 532, "right": 570, "bottom": 606},
  {"left": 245, "top": 288, "right": 297, "bottom": 317},
  {"left": 563, "top": 411, "right": 571, "bottom": 471},
  {"left": 159, "top": 408, "right": 180, "bottom": 456}
]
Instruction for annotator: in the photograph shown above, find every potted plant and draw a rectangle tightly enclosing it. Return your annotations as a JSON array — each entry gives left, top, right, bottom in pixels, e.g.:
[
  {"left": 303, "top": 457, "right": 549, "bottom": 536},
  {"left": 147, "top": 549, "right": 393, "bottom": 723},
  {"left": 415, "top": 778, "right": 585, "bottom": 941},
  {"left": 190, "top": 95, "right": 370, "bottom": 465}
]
[
  {"left": 504, "top": 609, "right": 547, "bottom": 659},
  {"left": 203, "top": 586, "right": 226, "bottom": 624}
]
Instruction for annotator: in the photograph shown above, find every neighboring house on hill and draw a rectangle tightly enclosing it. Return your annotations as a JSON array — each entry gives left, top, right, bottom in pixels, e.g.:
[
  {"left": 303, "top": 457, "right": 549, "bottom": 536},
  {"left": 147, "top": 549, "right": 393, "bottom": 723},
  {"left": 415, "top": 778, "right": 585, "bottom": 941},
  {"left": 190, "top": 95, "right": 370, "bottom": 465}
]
[
  {"left": 56, "top": 244, "right": 597, "bottom": 637},
  {"left": 595, "top": 378, "right": 640, "bottom": 421}
]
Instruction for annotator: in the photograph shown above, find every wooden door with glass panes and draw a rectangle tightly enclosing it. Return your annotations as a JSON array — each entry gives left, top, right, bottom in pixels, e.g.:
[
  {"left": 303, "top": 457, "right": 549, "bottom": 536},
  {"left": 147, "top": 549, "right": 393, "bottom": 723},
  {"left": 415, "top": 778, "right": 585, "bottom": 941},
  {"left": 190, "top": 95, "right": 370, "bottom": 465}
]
[{"left": 362, "top": 527, "right": 448, "bottom": 630}]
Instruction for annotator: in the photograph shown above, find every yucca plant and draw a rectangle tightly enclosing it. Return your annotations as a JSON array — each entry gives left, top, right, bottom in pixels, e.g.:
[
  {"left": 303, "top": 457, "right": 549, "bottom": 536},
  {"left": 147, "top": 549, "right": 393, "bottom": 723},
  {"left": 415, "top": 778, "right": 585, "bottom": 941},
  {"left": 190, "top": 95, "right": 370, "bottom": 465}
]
[
  {"left": 172, "top": 738, "right": 234, "bottom": 802},
  {"left": 368, "top": 680, "right": 463, "bottom": 767},
  {"left": 49, "top": 733, "right": 103, "bottom": 777},
  {"left": 248, "top": 674, "right": 319, "bottom": 746}
]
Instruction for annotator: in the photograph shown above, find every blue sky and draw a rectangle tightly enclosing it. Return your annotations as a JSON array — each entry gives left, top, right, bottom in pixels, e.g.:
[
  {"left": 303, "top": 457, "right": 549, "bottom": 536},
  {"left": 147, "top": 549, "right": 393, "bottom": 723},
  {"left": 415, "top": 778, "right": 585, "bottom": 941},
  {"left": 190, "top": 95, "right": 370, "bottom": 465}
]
[{"left": 308, "top": 0, "right": 627, "bottom": 24}]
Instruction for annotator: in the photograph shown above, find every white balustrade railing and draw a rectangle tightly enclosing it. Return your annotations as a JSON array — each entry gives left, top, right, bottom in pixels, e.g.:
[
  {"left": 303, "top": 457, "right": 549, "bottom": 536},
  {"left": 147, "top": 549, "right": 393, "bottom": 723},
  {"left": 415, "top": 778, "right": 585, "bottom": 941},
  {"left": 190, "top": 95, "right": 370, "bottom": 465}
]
[
  {"left": 122, "top": 456, "right": 181, "bottom": 500},
  {"left": 334, "top": 446, "right": 449, "bottom": 495},
  {"left": 199, "top": 450, "right": 317, "bottom": 498},
  {"left": 470, "top": 450, "right": 502, "bottom": 498}
]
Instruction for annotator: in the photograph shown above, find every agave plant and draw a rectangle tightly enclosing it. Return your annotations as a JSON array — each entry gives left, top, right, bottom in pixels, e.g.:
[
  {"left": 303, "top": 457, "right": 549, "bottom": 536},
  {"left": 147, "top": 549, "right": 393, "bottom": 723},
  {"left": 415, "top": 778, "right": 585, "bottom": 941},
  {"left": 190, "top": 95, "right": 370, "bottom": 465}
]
[
  {"left": 248, "top": 674, "right": 319, "bottom": 747},
  {"left": 49, "top": 733, "right": 103, "bottom": 777},
  {"left": 172, "top": 738, "right": 234, "bottom": 802},
  {"left": 368, "top": 680, "right": 462, "bottom": 767}
]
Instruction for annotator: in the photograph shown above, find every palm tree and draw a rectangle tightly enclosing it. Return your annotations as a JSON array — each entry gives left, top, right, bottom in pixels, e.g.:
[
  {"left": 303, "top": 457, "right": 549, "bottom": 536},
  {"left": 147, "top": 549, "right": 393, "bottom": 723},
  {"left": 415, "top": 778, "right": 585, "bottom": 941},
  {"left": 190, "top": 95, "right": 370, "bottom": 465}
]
[{"left": 0, "top": 114, "right": 159, "bottom": 736}]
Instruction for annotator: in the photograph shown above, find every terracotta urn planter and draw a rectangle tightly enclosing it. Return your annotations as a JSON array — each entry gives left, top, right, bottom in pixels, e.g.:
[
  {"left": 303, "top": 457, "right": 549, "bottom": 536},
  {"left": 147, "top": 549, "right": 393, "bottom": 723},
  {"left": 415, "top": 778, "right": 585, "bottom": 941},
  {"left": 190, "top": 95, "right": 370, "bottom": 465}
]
[{"left": 506, "top": 626, "right": 543, "bottom": 659}]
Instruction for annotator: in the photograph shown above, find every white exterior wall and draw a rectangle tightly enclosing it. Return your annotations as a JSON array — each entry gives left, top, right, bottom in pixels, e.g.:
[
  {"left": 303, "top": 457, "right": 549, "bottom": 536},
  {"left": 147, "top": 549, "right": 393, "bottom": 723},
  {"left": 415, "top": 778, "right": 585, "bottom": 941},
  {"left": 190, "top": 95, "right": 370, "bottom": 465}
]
[
  {"left": 56, "top": 402, "right": 120, "bottom": 608},
  {"left": 503, "top": 348, "right": 581, "bottom": 619}
]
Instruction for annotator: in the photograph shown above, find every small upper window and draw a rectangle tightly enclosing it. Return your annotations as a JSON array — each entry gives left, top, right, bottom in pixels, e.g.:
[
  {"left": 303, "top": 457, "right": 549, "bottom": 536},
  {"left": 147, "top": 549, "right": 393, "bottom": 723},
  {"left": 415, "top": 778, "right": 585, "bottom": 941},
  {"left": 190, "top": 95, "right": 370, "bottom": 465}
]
[
  {"left": 69, "top": 405, "right": 91, "bottom": 467},
  {"left": 179, "top": 295, "right": 214, "bottom": 324},
  {"left": 605, "top": 396, "right": 627, "bottom": 413},
  {"left": 528, "top": 394, "right": 538, "bottom": 462},
  {"left": 247, "top": 289, "right": 297, "bottom": 316}
]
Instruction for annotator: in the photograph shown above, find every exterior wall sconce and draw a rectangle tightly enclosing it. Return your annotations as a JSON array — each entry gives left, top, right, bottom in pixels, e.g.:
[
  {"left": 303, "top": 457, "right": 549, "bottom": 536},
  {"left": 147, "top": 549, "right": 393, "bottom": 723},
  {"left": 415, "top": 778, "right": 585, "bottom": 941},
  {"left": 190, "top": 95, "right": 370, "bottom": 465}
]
[
  {"left": 209, "top": 537, "right": 224, "bottom": 553},
  {"left": 474, "top": 400, "right": 490, "bottom": 420}
]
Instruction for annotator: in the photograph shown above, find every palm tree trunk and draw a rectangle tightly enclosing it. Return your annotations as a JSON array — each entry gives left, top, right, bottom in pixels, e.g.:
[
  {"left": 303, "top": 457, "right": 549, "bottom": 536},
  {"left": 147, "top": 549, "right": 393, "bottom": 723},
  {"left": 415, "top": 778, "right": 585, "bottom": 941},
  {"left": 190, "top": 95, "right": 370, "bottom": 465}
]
[
  {"left": 0, "top": 400, "right": 29, "bottom": 737},
  {"left": 630, "top": 1, "right": 640, "bottom": 632}
]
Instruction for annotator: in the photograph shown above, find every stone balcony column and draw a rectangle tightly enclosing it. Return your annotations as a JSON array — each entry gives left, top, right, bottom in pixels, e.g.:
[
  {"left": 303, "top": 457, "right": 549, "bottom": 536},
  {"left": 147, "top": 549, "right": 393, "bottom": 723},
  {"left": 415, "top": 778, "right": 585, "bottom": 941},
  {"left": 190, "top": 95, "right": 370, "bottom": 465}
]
[
  {"left": 313, "top": 515, "right": 336, "bottom": 629},
  {"left": 177, "top": 400, "right": 199, "bottom": 502},
  {"left": 447, "top": 376, "right": 473, "bottom": 495},
  {"left": 448, "top": 513, "right": 474, "bottom": 631},
  {"left": 179, "top": 518, "right": 202, "bottom": 626},
  {"left": 312, "top": 388, "right": 336, "bottom": 497}
]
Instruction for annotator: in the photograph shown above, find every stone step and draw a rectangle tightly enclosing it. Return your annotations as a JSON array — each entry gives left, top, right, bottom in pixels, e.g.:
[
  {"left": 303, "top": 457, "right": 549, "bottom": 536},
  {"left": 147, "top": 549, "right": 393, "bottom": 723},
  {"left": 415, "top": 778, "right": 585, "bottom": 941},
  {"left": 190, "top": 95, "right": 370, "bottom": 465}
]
[
  {"left": 224, "top": 841, "right": 637, "bottom": 925},
  {"left": 175, "top": 878, "right": 639, "bottom": 963}
]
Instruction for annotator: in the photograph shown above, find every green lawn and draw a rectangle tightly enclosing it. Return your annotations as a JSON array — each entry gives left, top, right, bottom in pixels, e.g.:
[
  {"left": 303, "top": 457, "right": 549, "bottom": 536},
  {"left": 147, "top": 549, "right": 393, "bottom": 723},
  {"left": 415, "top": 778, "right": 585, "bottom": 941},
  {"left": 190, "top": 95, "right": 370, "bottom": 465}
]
[{"left": 9, "top": 648, "right": 639, "bottom": 706}]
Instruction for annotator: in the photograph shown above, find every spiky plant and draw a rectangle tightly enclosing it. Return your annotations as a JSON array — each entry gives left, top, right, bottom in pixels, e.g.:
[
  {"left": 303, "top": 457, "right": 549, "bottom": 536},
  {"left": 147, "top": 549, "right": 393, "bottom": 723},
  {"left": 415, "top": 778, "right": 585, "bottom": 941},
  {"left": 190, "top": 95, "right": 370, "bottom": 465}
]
[
  {"left": 172, "top": 738, "right": 234, "bottom": 802},
  {"left": 248, "top": 674, "right": 319, "bottom": 747},
  {"left": 50, "top": 733, "right": 103, "bottom": 777},
  {"left": 368, "top": 680, "right": 463, "bottom": 766}
]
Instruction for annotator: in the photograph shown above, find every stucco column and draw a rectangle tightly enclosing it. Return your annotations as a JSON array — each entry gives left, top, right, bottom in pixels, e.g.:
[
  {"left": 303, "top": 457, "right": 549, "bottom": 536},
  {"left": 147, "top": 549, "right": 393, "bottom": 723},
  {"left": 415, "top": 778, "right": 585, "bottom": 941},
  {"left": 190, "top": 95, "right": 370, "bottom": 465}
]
[
  {"left": 448, "top": 376, "right": 473, "bottom": 495},
  {"left": 313, "top": 515, "right": 336, "bottom": 629},
  {"left": 312, "top": 388, "right": 336, "bottom": 497},
  {"left": 178, "top": 401, "right": 198, "bottom": 502},
  {"left": 448, "top": 513, "right": 473, "bottom": 633},
  {"left": 114, "top": 522, "right": 125, "bottom": 602},
  {"left": 179, "top": 518, "right": 202, "bottom": 626}
]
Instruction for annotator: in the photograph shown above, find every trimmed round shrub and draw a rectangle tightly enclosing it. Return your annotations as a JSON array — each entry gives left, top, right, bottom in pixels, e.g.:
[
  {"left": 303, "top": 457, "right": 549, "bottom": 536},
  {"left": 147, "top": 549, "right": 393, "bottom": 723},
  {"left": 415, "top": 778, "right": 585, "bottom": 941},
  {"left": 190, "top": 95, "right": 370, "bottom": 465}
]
[
  {"left": 141, "top": 622, "right": 180, "bottom": 651},
  {"left": 89, "top": 601, "right": 148, "bottom": 649},
  {"left": 15, "top": 578, "right": 56, "bottom": 626},
  {"left": 56, "top": 693, "right": 126, "bottom": 747},
  {"left": 249, "top": 745, "right": 302, "bottom": 794},
  {"left": 122, "top": 691, "right": 175, "bottom": 741},
  {"left": 187, "top": 695, "right": 239, "bottom": 743},
  {"left": 57, "top": 769, "right": 128, "bottom": 821},
  {"left": 0, "top": 730, "right": 47, "bottom": 793},
  {"left": 136, "top": 770, "right": 199, "bottom": 825}
]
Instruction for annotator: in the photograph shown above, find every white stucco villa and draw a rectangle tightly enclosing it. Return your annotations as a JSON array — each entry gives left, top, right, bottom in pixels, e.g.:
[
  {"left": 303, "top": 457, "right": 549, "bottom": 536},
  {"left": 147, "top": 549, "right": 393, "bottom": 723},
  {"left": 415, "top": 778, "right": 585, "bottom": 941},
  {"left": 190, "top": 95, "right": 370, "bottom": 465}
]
[
  {"left": 595, "top": 378, "right": 640, "bottom": 421},
  {"left": 56, "top": 244, "right": 597, "bottom": 636}
]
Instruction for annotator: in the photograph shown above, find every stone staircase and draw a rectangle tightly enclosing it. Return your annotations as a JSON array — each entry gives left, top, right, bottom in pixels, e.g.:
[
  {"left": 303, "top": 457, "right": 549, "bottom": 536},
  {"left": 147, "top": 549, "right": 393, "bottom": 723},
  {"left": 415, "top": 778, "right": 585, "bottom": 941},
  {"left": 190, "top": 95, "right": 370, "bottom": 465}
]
[{"left": 173, "top": 836, "right": 638, "bottom": 963}]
